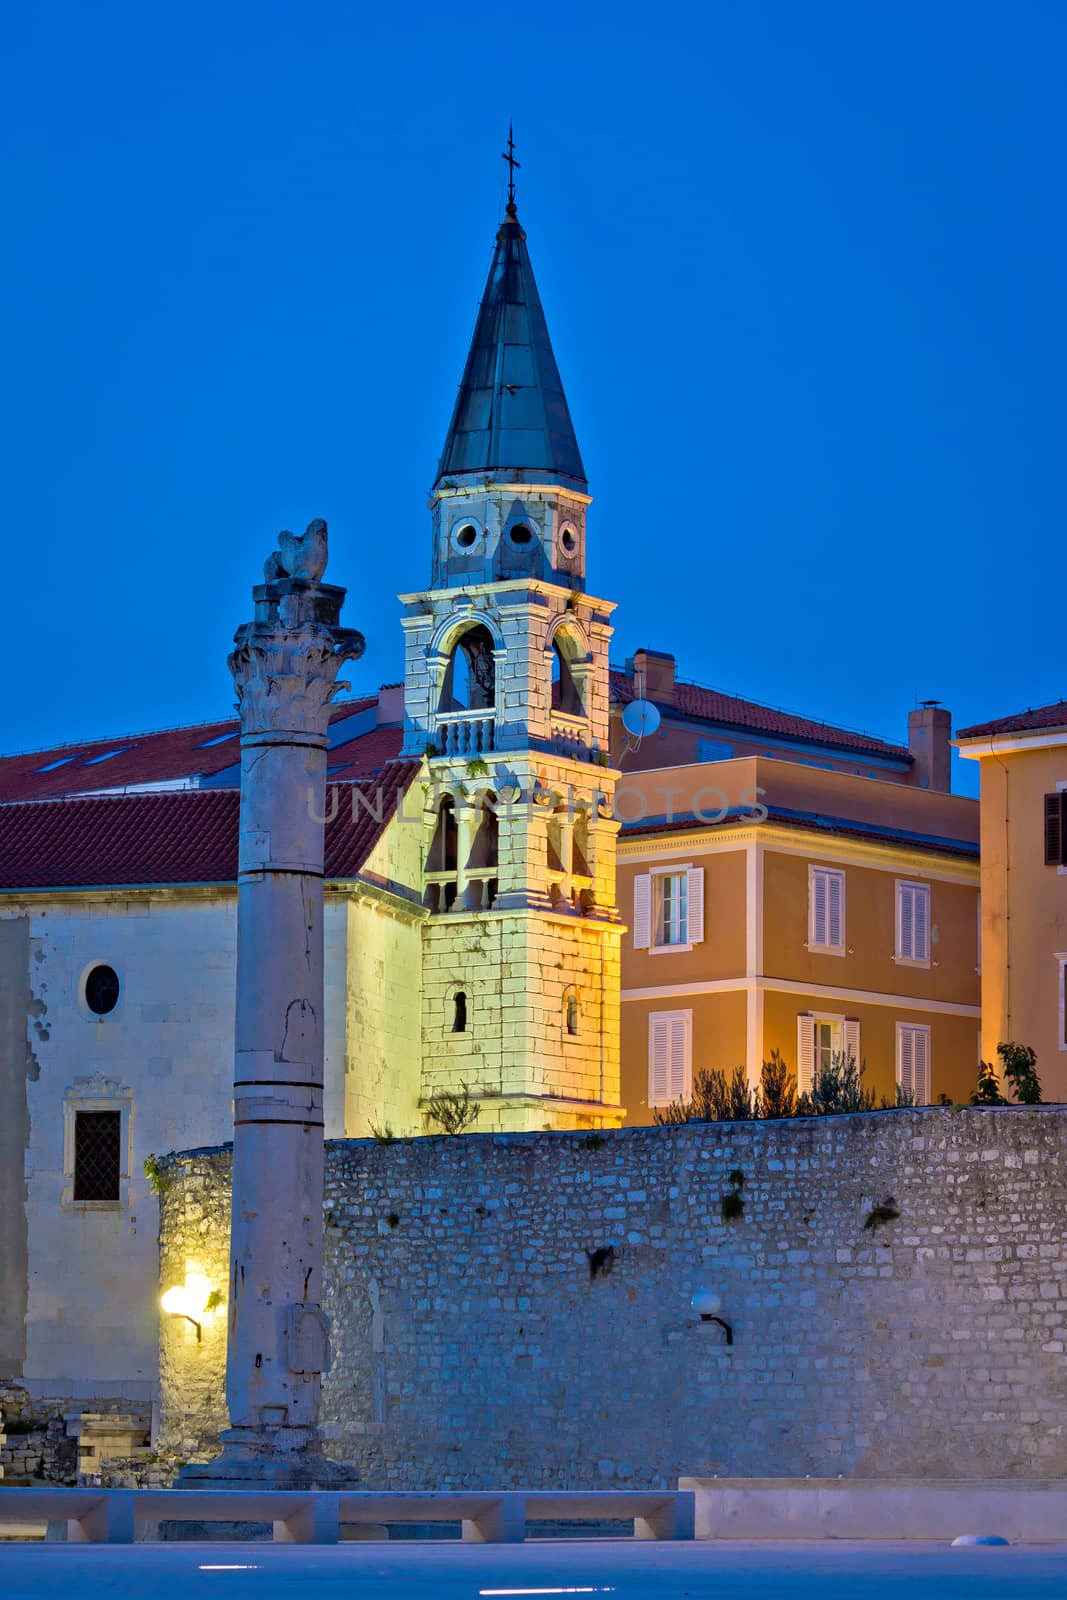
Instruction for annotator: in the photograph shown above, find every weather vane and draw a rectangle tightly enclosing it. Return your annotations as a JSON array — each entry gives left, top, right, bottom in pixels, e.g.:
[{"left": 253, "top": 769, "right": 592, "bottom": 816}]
[{"left": 502, "top": 122, "right": 520, "bottom": 209}]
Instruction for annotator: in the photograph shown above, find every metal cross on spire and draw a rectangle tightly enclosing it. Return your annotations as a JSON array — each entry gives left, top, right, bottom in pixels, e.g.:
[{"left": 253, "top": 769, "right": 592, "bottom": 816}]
[{"left": 501, "top": 122, "right": 520, "bottom": 210}]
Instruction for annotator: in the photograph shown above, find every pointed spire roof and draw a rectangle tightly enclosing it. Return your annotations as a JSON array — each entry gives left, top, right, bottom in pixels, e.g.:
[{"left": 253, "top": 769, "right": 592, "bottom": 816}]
[{"left": 436, "top": 204, "right": 587, "bottom": 493}]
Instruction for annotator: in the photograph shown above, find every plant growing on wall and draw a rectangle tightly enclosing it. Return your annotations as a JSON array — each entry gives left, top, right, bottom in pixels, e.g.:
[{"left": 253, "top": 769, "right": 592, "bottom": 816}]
[
  {"left": 759, "top": 1050, "right": 796, "bottom": 1119},
  {"left": 799, "top": 1052, "right": 876, "bottom": 1117},
  {"left": 143, "top": 1154, "right": 171, "bottom": 1194},
  {"left": 971, "top": 1060, "right": 1009, "bottom": 1106},
  {"left": 425, "top": 1081, "right": 481, "bottom": 1135},
  {"left": 465, "top": 757, "right": 491, "bottom": 779},
  {"left": 998, "top": 1041, "right": 1042, "bottom": 1104}
]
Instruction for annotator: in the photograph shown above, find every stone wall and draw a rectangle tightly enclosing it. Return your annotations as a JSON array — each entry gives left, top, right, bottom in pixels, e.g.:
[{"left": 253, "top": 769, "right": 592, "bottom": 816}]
[{"left": 157, "top": 1107, "right": 1067, "bottom": 1486}]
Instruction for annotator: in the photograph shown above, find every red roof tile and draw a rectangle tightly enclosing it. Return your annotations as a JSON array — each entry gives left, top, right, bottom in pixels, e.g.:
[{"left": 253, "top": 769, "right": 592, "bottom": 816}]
[
  {"left": 610, "top": 670, "right": 910, "bottom": 762},
  {"left": 957, "top": 701, "right": 1067, "bottom": 740},
  {"left": 0, "top": 761, "right": 420, "bottom": 891},
  {"left": 0, "top": 698, "right": 383, "bottom": 804}
]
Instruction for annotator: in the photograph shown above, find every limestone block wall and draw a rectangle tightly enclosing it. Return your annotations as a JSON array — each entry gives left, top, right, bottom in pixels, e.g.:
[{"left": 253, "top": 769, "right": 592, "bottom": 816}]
[
  {"left": 420, "top": 911, "right": 621, "bottom": 1128},
  {"left": 159, "top": 1108, "right": 1067, "bottom": 1484}
]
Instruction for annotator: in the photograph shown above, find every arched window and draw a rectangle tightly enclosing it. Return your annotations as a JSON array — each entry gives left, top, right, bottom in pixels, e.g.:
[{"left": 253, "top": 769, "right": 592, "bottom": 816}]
[
  {"left": 550, "top": 635, "right": 584, "bottom": 717},
  {"left": 564, "top": 989, "right": 580, "bottom": 1037},
  {"left": 441, "top": 625, "right": 496, "bottom": 713},
  {"left": 452, "top": 991, "right": 468, "bottom": 1033},
  {"left": 426, "top": 796, "right": 459, "bottom": 912},
  {"left": 465, "top": 791, "right": 499, "bottom": 911},
  {"left": 428, "top": 797, "right": 457, "bottom": 873}
]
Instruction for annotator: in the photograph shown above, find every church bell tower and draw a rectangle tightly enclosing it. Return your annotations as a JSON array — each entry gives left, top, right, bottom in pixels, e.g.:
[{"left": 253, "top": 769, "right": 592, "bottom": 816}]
[{"left": 400, "top": 181, "right": 622, "bottom": 1130}]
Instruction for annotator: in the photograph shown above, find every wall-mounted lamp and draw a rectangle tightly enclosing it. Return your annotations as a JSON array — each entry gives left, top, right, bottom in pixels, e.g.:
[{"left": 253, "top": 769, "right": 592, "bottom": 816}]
[
  {"left": 161, "top": 1273, "right": 220, "bottom": 1342},
  {"left": 691, "top": 1290, "right": 734, "bottom": 1345}
]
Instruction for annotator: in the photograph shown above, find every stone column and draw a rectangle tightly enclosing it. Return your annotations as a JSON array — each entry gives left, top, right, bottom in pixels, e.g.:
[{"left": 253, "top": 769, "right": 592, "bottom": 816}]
[{"left": 184, "top": 518, "right": 363, "bottom": 1488}]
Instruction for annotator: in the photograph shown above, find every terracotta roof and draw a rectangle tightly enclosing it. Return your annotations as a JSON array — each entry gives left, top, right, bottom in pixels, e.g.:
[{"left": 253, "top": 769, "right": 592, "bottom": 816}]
[
  {"left": 0, "top": 761, "right": 420, "bottom": 891},
  {"left": 0, "top": 698, "right": 392, "bottom": 804},
  {"left": 957, "top": 701, "right": 1067, "bottom": 741},
  {"left": 622, "top": 805, "right": 977, "bottom": 859},
  {"left": 610, "top": 670, "right": 910, "bottom": 763}
]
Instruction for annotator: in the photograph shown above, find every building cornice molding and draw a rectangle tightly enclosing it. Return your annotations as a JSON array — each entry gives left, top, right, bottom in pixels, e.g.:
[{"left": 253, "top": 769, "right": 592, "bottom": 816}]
[
  {"left": 621, "top": 974, "right": 980, "bottom": 1018},
  {"left": 956, "top": 727, "right": 1067, "bottom": 759},
  {"left": 619, "top": 822, "right": 979, "bottom": 884}
]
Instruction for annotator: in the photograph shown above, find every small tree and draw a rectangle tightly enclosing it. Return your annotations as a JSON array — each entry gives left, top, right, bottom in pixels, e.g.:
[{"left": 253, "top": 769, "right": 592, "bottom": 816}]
[
  {"left": 759, "top": 1050, "right": 796, "bottom": 1119},
  {"left": 971, "top": 1059, "right": 1008, "bottom": 1106},
  {"left": 425, "top": 1081, "right": 481, "bottom": 1135},
  {"left": 998, "top": 1041, "right": 1042, "bottom": 1105},
  {"left": 810, "top": 1052, "right": 875, "bottom": 1116}
]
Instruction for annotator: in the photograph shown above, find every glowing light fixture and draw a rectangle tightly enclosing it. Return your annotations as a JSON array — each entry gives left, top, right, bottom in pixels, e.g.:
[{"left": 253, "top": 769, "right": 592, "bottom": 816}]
[
  {"left": 161, "top": 1273, "right": 219, "bottom": 1342},
  {"left": 690, "top": 1289, "right": 734, "bottom": 1344}
]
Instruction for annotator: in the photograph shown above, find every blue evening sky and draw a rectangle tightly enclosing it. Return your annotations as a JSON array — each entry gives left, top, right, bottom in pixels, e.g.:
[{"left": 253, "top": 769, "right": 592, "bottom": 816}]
[{"left": 4, "top": 1, "right": 1064, "bottom": 796}]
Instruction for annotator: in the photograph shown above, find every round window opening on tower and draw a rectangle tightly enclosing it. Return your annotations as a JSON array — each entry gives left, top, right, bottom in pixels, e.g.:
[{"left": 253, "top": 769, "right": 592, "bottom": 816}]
[
  {"left": 508, "top": 524, "right": 534, "bottom": 546},
  {"left": 453, "top": 523, "right": 479, "bottom": 550},
  {"left": 84, "top": 964, "right": 121, "bottom": 1016},
  {"left": 560, "top": 526, "right": 578, "bottom": 554}
]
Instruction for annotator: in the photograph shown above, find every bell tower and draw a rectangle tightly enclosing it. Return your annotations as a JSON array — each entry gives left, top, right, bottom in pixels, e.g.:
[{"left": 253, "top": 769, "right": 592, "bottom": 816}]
[{"left": 401, "top": 185, "right": 622, "bottom": 1131}]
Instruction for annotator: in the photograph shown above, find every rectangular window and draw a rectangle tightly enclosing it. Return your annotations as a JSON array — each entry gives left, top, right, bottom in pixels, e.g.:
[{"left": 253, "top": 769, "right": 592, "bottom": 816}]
[
  {"left": 648, "top": 1010, "right": 692, "bottom": 1105},
  {"left": 633, "top": 868, "right": 704, "bottom": 951},
  {"left": 897, "top": 1023, "right": 931, "bottom": 1103},
  {"left": 655, "top": 871, "right": 688, "bottom": 947},
  {"left": 1045, "top": 793, "right": 1067, "bottom": 866},
  {"left": 73, "top": 1110, "right": 122, "bottom": 1202},
  {"left": 895, "top": 880, "right": 931, "bottom": 965},
  {"left": 797, "top": 1014, "right": 860, "bottom": 1093},
  {"left": 808, "top": 865, "right": 845, "bottom": 953}
]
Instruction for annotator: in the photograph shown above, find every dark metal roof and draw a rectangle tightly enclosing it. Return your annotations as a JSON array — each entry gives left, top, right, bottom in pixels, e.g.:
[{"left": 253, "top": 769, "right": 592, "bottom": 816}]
[{"left": 435, "top": 205, "right": 586, "bottom": 492}]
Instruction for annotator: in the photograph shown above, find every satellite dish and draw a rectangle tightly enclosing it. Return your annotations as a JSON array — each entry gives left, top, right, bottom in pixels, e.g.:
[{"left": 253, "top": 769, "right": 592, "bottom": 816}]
[{"left": 622, "top": 699, "right": 661, "bottom": 740}]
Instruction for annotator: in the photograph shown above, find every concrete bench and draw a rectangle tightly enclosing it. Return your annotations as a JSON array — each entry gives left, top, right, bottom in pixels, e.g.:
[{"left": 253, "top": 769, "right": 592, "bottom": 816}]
[
  {"left": 0, "top": 1486, "right": 694, "bottom": 1544},
  {"left": 524, "top": 1490, "right": 695, "bottom": 1540}
]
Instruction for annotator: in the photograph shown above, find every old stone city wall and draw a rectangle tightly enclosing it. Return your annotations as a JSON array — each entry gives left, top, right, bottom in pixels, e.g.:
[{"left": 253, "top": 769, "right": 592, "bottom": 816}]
[{"left": 156, "top": 1107, "right": 1067, "bottom": 1486}]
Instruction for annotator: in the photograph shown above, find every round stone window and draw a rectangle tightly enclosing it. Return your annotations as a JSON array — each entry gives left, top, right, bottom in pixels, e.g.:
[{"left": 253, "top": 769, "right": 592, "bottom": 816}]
[
  {"left": 453, "top": 523, "right": 479, "bottom": 551},
  {"left": 508, "top": 524, "right": 534, "bottom": 546},
  {"left": 560, "top": 525, "right": 578, "bottom": 554},
  {"left": 84, "top": 964, "right": 120, "bottom": 1016}
]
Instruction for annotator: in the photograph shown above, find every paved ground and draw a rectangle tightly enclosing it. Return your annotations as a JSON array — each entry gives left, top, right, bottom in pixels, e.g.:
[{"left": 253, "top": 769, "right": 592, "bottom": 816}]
[{"left": 1, "top": 1540, "right": 1066, "bottom": 1599}]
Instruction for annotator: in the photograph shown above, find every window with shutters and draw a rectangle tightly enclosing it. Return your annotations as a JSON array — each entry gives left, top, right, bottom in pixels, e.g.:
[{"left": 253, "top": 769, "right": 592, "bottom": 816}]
[
  {"left": 647, "top": 1009, "right": 692, "bottom": 1105},
  {"left": 1046, "top": 792, "right": 1067, "bottom": 866},
  {"left": 808, "top": 865, "right": 845, "bottom": 954},
  {"left": 796, "top": 1013, "right": 859, "bottom": 1094},
  {"left": 896, "top": 1023, "right": 931, "bottom": 1103},
  {"left": 895, "top": 880, "right": 931, "bottom": 966},
  {"left": 633, "top": 866, "right": 705, "bottom": 952}
]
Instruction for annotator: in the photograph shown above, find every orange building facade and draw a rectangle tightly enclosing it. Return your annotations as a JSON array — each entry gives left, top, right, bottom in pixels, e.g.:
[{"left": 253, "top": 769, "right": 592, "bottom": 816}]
[
  {"left": 957, "top": 702, "right": 1067, "bottom": 1101},
  {"left": 616, "top": 758, "right": 980, "bottom": 1122}
]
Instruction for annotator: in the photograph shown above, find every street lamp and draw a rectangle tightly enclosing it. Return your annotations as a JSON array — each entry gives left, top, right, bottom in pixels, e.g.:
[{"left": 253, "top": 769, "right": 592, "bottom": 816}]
[
  {"left": 161, "top": 1273, "right": 219, "bottom": 1343},
  {"left": 691, "top": 1289, "right": 734, "bottom": 1345}
]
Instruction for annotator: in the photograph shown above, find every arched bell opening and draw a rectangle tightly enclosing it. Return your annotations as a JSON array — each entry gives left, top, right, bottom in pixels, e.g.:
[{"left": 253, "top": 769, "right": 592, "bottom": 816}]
[{"left": 440, "top": 625, "right": 496, "bottom": 713}]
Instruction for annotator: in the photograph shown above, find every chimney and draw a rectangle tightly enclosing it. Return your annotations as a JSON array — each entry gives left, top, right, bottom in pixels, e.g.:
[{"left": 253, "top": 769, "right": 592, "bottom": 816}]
[
  {"left": 376, "top": 683, "right": 405, "bottom": 727},
  {"left": 630, "top": 649, "right": 676, "bottom": 706},
  {"left": 908, "top": 701, "right": 952, "bottom": 791}
]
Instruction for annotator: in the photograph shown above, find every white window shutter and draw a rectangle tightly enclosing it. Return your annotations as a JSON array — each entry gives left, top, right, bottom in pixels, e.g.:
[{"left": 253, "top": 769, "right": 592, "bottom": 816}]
[
  {"left": 843, "top": 1019, "right": 860, "bottom": 1069},
  {"left": 797, "top": 1015, "right": 816, "bottom": 1094},
  {"left": 914, "top": 1028, "right": 930, "bottom": 1103},
  {"left": 898, "top": 882, "right": 914, "bottom": 960},
  {"left": 633, "top": 874, "right": 652, "bottom": 949},
  {"left": 648, "top": 1014, "right": 670, "bottom": 1103},
  {"left": 668, "top": 1012, "right": 691, "bottom": 1101},
  {"left": 828, "top": 871, "right": 844, "bottom": 950},
  {"left": 810, "top": 869, "right": 827, "bottom": 946},
  {"left": 686, "top": 867, "right": 705, "bottom": 943},
  {"left": 898, "top": 1025, "right": 913, "bottom": 1094},
  {"left": 914, "top": 886, "right": 930, "bottom": 962}
]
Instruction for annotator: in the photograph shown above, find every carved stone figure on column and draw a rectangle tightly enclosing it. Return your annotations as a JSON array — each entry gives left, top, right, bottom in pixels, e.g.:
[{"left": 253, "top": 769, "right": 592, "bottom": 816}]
[{"left": 181, "top": 519, "right": 363, "bottom": 1488}]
